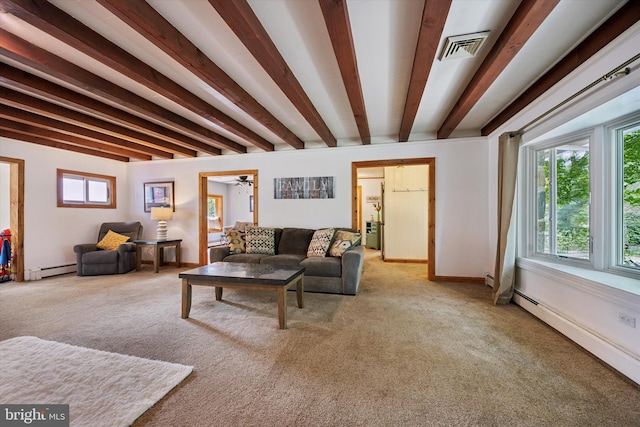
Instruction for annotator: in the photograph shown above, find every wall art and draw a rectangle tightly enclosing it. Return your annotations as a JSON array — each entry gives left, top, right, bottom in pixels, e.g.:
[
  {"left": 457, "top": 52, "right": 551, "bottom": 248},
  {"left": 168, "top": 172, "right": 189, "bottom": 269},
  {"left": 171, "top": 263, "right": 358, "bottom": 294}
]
[{"left": 274, "top": 176, "right": 335, "bottom": 199}]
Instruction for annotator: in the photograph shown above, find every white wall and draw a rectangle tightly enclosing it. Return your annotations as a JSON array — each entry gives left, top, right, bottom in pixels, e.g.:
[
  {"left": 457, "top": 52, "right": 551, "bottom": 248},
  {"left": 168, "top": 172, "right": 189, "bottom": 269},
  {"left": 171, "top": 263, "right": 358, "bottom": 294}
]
[
  {"left": 127, "top": 137, "right": 490, "bottom": 277},
  {"left": 0, "top": 139, "right": 130, "bottom": 273}
]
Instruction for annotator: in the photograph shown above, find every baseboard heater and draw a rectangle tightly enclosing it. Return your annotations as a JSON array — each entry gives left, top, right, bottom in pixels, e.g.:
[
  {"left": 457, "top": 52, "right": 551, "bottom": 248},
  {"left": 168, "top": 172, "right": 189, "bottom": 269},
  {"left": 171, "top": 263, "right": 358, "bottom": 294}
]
[
  {"left": 514, "top": 289, "right": 539, "bottom": 306},
  {"left": 40, "top": 263, "right": 76, "bottom": 278}
]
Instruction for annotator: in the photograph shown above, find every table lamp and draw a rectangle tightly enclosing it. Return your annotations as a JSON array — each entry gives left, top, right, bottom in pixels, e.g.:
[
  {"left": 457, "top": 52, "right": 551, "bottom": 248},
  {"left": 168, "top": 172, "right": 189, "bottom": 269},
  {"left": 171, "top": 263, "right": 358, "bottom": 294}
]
[{"left": 150, "top": 207, "right": 173, "bottom": 240}]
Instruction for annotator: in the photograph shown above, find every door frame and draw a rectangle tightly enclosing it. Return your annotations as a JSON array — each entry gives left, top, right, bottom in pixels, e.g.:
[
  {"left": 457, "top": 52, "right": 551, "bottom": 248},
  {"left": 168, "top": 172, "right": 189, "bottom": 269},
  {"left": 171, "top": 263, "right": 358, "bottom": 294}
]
[
  {"left": 0, "top": 156, "right": 24, "bottom": 281},
  {"left": 198, "top": 170, "right": 258, "bottom": 266},
  {"left": 352, "top": 158, "right": 435, "bottom": 281}
]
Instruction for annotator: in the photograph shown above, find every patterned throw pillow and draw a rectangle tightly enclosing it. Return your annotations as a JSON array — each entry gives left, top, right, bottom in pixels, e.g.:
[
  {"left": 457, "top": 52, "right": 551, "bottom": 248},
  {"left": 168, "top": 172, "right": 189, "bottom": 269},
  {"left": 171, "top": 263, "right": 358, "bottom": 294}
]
[
  {"left": 307, "top": 228, "right": 336, "bottom": 257},
  {"left": 329, "top": 230, "right": 362, "bottom": 257},
  {"left": 225, "top": 229, "right": 246, "bottom": 254},
  {"left": 245, "top": 227, "right": 275, "bottom": 255},
  {"left": 96, "top": 230, "right": 130, "bottom": 251}
]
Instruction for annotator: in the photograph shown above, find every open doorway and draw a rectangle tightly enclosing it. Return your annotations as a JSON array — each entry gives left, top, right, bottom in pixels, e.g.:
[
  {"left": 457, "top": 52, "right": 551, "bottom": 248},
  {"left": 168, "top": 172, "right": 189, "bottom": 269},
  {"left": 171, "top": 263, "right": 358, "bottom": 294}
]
[
  {"left": 198, "top": 170, "right": 258, "bottom": 265},
  {"left": 0, "top": 156, "right": 24, "bottom": 281},
  {"left": 352, "top": 158, "right": 435, "bottom": 281}
]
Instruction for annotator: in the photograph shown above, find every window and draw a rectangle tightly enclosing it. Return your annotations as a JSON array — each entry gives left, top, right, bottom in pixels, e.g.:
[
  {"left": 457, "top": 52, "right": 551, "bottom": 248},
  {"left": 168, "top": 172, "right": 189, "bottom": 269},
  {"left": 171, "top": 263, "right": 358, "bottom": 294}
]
[
  {"left": 522, "top": 113, "right": 640, "bottom": 280},
  {"left": 57, "top": 169, "right": 116, "bottom": 208},
  {"left": 535, "top": 139, "right": 590, "bottom": 260},
  {"left": 207, "top": 194, "right": 223, "bottom": 232},
  {"left": 619, "top": 125, "right": 640, "bottom": 270}
]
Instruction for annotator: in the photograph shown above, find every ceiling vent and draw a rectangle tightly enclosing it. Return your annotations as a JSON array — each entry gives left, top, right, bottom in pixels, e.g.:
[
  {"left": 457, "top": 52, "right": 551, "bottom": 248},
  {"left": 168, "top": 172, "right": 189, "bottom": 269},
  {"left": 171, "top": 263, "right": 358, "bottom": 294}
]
[{"left": 439, "top": 31, "right": 490, "bottom": 61}]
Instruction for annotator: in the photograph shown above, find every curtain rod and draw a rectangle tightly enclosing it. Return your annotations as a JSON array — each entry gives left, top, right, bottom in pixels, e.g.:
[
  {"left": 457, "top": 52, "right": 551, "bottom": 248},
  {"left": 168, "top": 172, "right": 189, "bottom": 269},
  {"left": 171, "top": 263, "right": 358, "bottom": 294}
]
[{"left": 511, "top": 53, "right": 640, "bottom": 138}]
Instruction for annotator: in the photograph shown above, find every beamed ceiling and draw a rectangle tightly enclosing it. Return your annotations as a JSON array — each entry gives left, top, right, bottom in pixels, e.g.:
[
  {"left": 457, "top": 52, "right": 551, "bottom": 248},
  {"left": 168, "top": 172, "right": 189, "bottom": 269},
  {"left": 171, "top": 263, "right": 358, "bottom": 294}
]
[{"left": 0, "top": 0, "right": 638, "bottom": 162}]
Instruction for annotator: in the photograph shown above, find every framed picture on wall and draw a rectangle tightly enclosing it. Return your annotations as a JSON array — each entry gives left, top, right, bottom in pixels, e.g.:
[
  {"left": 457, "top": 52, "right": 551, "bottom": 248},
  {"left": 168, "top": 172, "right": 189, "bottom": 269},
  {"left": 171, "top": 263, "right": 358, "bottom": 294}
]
[{"left": 143, "top": 181, "right": 175, "bottom": 212}]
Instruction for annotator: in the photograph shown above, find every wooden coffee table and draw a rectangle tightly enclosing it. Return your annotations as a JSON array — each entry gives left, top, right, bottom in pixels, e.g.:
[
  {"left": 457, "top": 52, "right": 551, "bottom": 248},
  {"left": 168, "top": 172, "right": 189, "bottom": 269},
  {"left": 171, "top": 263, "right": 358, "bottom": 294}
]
[{"left": 179, "top": 262, "right": 305, "bottom": 329}]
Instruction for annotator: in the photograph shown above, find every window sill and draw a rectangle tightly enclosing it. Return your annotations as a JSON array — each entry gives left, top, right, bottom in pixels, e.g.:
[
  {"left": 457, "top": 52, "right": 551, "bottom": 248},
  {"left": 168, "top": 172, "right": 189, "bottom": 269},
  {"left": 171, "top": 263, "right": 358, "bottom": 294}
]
[{"left": 517, "top": 258, "right": 640, "bottom": 303}]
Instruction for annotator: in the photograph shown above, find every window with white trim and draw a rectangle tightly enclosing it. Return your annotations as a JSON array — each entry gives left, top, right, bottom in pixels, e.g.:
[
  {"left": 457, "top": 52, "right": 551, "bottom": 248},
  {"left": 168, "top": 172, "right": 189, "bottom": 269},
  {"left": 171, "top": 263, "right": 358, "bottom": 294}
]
[
  {"left": 521, "top": 113, "right": 640, "bottom": 281},
  {"left": 57, "top": 169, "right": 116, "bottom": 208}
]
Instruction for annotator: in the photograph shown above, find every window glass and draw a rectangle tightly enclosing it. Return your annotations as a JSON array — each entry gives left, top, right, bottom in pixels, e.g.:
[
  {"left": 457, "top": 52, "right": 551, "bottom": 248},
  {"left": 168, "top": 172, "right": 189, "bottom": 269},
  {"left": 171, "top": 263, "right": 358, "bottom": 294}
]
[
  {"left": 62, "top": 177, "right": 85, "bottom": 202},
  {"left": 535, "top": 140, "right": 590, "bottom": 260},
  {"left": 87, "top": 179, "right": 109, "bottom": 203},
  {"left": 621, "top": 126, "right": 640, "bottom": 269}
]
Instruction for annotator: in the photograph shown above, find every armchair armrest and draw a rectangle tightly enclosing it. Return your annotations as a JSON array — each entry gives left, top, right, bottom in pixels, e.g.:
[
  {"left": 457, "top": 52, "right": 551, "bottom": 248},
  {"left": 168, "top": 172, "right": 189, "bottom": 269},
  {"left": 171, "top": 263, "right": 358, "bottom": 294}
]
[
  {"left": 209, "top": 245, "right": 231, "bottom": 262},
  {"left": 73, "top": 243, "right": 98, "bottom": 255},
  {"left": 117, "top": 242, "right": 137, "bottom": 255}
]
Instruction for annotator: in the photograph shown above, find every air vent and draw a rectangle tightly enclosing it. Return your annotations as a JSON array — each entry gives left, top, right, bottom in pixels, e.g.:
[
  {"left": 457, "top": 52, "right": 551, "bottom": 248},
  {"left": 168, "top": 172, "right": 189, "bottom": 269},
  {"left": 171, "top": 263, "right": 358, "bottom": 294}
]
[{"left": 439, "top": 31, "right": 490, "bottom": 61}]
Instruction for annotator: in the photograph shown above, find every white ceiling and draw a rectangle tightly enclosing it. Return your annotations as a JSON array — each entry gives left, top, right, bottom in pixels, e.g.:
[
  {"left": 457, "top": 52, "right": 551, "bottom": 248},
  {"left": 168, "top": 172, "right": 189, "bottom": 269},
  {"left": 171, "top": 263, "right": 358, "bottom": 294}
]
[{"left": 0, "top": 0, "right": 634, "bottom": 160}]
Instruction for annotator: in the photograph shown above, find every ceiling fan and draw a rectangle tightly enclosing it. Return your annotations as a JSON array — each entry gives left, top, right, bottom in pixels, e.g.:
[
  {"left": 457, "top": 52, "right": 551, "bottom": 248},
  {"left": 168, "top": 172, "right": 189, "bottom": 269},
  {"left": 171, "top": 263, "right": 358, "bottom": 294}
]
[{"left": 234, "top": 176, "right": 253, "bottom": 186}]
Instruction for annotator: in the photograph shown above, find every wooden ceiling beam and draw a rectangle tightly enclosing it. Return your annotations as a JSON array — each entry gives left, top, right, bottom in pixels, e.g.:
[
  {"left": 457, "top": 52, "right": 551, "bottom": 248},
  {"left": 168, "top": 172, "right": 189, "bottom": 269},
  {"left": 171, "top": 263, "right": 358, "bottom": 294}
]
[
  {"left": 209, "top": 0, "right": 337, "bottom": 147},
  {"left": 319, "top": 0, "right": 370, "bottom": 145},
  {"left": 437, "top": 0, "right": 559, "bottom": 139},
  {"left": 482, "top": 0, "right": 640, "bottom": 136},
  {"left": 0, "top": 64, "right": 222, "bottom": 156},
  {"left": 0, "top": 87, "right": 197, "bottom": 158},
  {"left": 0, "top": 128, "right": 129, "bottom": 162},
  {"left": 0, "top": 118, "right": 152, "bottom": 161},
  {"left": 398, "top": 0, "right": 452, "bottom": 142},
  {"left": 96, "top": 0, "right": 303, "bottom": 150},
  {"left": 2, "top": 0, "right": 273, "bottom": 151},
  {"left": 0, "top": 29, "right": 245, "bottom": 154},
  {"left": 0, "top": 105, "right": 174, "bottom": 159}
]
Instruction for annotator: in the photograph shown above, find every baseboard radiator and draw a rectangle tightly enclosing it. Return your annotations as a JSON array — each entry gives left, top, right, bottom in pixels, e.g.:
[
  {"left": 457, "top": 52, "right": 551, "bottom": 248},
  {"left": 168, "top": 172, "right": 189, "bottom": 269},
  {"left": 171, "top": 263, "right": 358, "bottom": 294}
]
[{"left": 38, "top": 263, "right": 76, "bottom": 279}]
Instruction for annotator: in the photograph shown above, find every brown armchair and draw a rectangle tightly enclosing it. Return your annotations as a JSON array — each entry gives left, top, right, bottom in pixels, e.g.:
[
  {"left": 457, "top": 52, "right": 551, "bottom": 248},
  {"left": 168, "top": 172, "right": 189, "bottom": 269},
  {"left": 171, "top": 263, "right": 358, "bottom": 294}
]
[{"left": 73, "top": 222, "right": 143, "bottom": 276}]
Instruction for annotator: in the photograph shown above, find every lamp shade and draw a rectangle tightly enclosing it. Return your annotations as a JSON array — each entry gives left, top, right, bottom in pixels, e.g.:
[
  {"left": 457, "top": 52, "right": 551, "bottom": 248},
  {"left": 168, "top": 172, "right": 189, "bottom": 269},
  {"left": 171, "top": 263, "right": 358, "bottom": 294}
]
[{"left": 150, "top": 207, "right": 173, "bottom": 221}]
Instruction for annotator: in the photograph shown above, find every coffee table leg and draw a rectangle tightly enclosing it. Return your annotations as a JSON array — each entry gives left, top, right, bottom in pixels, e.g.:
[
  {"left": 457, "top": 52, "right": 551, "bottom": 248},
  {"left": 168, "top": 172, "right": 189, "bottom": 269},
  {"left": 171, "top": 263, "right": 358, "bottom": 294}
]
[
  {"left": 296, "top": 276, "right": 304, "bottom": 308},
  {"left": 278, "top": 287, "right": 287, "bottom": 329},
  {"left": 215, "top": 287, "right": 223, "bottom": 301},
  {"left": 181, "top": 279, "right": 192, "bottom": 318}
]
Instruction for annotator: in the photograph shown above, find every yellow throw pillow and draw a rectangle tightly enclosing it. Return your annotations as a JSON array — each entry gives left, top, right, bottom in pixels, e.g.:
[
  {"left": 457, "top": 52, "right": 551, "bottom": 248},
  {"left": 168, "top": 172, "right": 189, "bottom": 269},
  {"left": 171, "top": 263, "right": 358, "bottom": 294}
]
[{"left": 96, "top": 230, "right": 130, "bottom": 251}]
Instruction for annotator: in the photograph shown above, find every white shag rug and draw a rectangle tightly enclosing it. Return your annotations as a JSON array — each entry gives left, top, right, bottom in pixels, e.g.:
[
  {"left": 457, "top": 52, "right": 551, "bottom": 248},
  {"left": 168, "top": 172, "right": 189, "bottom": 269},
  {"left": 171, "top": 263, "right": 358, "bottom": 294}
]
[{"left": 0, "top": 336, "right": 193, "bottom": 427}]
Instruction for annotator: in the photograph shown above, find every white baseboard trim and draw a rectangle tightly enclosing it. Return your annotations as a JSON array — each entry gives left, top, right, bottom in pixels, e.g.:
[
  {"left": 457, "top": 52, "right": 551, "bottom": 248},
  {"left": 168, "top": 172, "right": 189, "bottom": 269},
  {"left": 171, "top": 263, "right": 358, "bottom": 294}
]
[{"left": 513, "top": 293, "right": 640, "bottom": 386}]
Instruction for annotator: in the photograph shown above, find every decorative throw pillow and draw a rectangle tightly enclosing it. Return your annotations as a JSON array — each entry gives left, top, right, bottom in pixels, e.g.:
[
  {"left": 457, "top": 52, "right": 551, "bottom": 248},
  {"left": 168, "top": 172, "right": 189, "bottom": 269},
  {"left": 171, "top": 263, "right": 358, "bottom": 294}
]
[
  {"left": 245, "top": 227, "right": 275, "bottom": 255},
  {"left": 307, "top": 228, "right": 336, "bottom": 257},
  {"left": 233, "top": 221, "right": 254, "bottom": 233},
  {"left": 225, "top": 229, "right": 246, "bottom": 254},
  {"left": 96, "top": 230, "right": 130, "bottom": 251},
  {"left": 329, "top": 230, "right": 362, "bottom": 257}
]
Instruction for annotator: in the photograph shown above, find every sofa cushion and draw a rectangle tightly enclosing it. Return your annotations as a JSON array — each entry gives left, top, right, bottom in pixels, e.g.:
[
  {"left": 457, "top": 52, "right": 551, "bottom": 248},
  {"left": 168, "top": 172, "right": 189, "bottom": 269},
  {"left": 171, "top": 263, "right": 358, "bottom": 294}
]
[
  {"left": 224, "top": 253, "right": 268, "bottom": 264},
  {"left": 300, "top": 256, "right": 341, "bottom": 277},
  {"left": 278, "top": 228, "right": 315, "bottom": 255},
  {"left": 260, "top": 254, "right": 306, "bottom": 266},
  {"left": 233, "top": 221, "right": 254, "bottom": 232},
  {"left": 246, "top": 227, "right": 276, "bottom": 255},
  {"left": 225, "top": 229, "right": 246, "bottom": 254},
  {"left": 329, "top": 230, "right": 362, "bottom": 257},
  {"left": 307, "top": 228, "right": 335, "bottom": 257},
  {"left": 96, "top": 230, "right": 130, "bottom": 251}
]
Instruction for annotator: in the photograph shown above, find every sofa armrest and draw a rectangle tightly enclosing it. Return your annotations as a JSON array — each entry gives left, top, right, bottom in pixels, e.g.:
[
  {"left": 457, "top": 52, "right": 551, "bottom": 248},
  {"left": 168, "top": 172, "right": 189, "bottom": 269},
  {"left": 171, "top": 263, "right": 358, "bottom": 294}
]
[
  {"left": 209, "top": 245, "right": 231, "bottom": 262},
  {"left": 341, "top": 245, "right": 365, "bottom": 295}
]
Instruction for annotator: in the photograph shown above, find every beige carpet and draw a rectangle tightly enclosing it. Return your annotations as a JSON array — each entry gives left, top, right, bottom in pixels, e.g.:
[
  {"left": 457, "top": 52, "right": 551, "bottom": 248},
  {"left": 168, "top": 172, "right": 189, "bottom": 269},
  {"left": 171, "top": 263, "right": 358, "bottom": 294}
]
[
  {"left": 0, "top": 251, "right": 638, "bottom": 426},
  {"left": 0, "top": 336, "right": 192, "bottom": 427}
]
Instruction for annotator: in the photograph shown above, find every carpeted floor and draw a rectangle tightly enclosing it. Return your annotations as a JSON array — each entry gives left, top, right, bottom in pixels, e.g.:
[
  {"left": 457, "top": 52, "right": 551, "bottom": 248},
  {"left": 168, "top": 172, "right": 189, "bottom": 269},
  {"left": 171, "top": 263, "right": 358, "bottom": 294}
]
[{"left": 1, "top": 250, "right": 638, "bottom": 426}]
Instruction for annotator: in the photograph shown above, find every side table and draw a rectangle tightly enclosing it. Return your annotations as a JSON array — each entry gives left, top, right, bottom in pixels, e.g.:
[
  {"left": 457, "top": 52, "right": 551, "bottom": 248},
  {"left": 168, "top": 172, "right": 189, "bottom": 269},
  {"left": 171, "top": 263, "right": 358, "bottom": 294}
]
[{"left": 134, "top": 239, "right": 182, "bottom": 273}]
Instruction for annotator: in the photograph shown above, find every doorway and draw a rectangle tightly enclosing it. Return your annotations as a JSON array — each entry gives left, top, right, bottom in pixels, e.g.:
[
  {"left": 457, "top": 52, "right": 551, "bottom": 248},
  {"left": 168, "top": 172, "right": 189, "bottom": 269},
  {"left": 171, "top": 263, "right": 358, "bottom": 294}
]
[
  {"left": 198, "top": 170, "right": 258, "bottom": 265},
  {"left": 352, "top": 158, "right": 435, "bottom": 281},
  {"left": 0, "top": 156, "right": 24, "bottom": 281}
]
